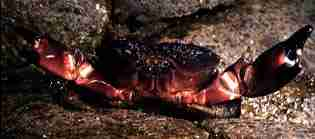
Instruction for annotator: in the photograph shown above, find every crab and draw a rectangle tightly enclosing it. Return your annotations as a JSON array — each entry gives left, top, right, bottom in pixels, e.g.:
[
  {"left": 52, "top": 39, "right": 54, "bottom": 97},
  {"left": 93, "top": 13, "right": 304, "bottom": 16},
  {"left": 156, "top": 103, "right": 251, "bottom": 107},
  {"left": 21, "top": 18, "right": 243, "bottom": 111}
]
[{"left": 5, "top": 19, "right": 313, "bottom": 117}]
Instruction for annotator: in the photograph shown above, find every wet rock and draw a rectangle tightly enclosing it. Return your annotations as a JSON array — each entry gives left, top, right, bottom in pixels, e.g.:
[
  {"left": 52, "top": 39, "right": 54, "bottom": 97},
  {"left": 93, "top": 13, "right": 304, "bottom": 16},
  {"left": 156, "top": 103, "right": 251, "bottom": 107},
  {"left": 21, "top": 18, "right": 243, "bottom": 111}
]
[
  {"left": 303, "top": 0, "right": 315, "bottom": 30},
  {"left": 114, "top": 0, "right": 235, "bottom": 23},
  {"left": 2, "top": 101, "right": 210, "bottom": 139},
  {"left": 1, "top": 0, "right": 110, "bottom": 50},
  {"left": 302, "top": 45, "right": 315, "bottom": 73},
  {"left": 206, "top": 119, "right": 315, "bottom": 138},
  {"left": 112, "top": 0, "right": 236, "bottom": 36}
]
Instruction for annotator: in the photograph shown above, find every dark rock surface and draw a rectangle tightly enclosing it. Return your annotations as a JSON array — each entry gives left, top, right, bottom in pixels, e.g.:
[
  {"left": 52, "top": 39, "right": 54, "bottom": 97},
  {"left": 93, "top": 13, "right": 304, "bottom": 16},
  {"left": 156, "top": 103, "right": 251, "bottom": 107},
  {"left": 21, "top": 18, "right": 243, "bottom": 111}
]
[
  {"left": 1, "top": 0, "right": 110, "bottom": 50},
  {"left": 113, "top": 0, "right": 235, "bottom": 22},
  {"left": 112, "top": 0, "right": 236, "bottom": 38},
  {"left": 206, "top": 119, "right": 315, "bottom": 138},
  {"left": 2, "top": 102, "right": 210, "bottom": 138}
]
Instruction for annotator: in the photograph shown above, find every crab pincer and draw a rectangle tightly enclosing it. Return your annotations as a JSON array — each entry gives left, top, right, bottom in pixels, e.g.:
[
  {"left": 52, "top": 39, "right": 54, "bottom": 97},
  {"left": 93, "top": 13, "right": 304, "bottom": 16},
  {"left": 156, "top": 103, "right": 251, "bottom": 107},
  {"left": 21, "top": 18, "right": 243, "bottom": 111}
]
[
  {"left": 28, "top": 36, "right": 135, "bottom": 102},
  {"left": 244, "top": 25, "right": 314, "bottom": 97}
]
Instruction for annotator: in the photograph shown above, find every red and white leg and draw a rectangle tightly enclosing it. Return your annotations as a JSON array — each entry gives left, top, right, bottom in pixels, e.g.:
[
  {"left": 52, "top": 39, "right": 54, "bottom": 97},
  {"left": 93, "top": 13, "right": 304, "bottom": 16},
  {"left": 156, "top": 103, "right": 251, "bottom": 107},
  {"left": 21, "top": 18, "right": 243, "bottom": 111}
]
[{"left": 31, "top": 36, "right": 134, "bottom": 102}]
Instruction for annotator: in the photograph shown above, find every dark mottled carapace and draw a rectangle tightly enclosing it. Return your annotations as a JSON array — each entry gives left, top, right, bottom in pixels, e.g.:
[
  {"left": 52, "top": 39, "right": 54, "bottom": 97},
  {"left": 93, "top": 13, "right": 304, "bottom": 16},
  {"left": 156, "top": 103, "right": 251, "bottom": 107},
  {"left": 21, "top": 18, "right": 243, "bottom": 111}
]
[{"left": 97, "top": 39, "right": 220, "bottom": 93}]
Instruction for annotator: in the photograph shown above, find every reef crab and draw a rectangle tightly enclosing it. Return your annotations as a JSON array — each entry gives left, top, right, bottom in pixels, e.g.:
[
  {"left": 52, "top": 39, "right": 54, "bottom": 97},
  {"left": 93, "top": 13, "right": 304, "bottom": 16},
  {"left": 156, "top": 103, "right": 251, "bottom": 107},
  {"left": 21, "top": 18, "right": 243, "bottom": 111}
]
[{"left": 4, "top": 18, "right": 313, "bottom": 117}]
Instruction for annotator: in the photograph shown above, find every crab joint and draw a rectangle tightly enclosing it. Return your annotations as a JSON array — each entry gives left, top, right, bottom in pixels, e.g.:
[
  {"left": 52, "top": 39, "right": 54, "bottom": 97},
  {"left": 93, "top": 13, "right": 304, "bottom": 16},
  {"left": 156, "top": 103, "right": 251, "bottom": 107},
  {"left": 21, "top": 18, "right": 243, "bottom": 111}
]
[
  {"left": 78, "top": 63, "right": 94, "bottom": 78},
  {"left": 63, "top": 53, "right": 78, "bottom": 80}
]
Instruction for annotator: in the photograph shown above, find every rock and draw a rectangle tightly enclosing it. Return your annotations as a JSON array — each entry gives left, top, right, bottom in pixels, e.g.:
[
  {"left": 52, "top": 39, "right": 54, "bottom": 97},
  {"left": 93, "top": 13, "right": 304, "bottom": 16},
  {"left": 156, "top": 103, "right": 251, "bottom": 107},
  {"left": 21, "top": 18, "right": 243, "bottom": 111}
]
[
  {"left": 113, "top": 0, "right": 236, "bottom": 34},
  {"left": 205, "top": 119, "right": 315, "bottom": 138},
  {"left": 2, "top": 101, "right": 210, "bottom": 139},
  {"left": 114, "top": 0, "right": 235, "bottom": 23},
  {"left": 1, "top": 0, "right": 110, "bottom": 50},
  {"left": 303, "top": 0, "right": 315, "bottom": 30},
  {"left": 302, "top": 46, "right": 315, "bottom": 73}
]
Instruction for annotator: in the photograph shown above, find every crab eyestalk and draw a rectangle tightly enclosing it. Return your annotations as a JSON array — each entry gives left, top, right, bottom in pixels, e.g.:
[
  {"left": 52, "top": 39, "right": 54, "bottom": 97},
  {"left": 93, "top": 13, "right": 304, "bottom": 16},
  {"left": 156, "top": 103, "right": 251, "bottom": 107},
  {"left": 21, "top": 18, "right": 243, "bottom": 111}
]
[{"left": 241, "top": 25, "right": 313, "bottom": 97}]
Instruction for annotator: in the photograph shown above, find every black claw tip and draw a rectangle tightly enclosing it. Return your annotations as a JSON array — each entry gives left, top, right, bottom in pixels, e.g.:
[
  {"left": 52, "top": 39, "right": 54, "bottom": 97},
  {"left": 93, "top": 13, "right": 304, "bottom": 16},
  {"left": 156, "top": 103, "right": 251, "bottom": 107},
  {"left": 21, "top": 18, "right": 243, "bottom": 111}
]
[
  {"left": 287, "top": 24, "right": 313, "bottom": 49},
  {"left": 304, "top": 24, "right": 314, "bottom": 33},
  {"left": 298, "top": 24, "right": 313, "bottom": 34}
]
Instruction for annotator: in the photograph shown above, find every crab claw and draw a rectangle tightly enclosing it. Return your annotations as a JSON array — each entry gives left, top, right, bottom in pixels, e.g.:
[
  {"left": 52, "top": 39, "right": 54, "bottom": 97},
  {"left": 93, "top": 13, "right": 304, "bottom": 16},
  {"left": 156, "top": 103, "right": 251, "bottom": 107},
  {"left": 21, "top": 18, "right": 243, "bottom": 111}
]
[{"left": 242, "top": 25, "right": 313, "bottom": 97}]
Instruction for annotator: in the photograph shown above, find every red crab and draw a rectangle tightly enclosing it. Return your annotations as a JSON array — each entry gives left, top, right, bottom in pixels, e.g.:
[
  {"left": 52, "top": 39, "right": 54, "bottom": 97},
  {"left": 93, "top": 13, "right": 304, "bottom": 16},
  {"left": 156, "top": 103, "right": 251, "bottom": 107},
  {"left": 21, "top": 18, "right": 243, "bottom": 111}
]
[{"left": 4, "top": 17, "right": 313, "bottom": 117}]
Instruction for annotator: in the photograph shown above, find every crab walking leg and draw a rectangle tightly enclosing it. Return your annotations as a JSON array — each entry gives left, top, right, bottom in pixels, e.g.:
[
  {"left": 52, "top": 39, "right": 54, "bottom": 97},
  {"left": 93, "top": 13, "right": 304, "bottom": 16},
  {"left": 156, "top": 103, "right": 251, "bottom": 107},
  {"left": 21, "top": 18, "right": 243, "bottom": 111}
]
[
  {"left": 162, "top": 69, "right": 243, "bottom": 105},
  {"left": 31, "top": 37, "right": 133, "bottom": 101}
]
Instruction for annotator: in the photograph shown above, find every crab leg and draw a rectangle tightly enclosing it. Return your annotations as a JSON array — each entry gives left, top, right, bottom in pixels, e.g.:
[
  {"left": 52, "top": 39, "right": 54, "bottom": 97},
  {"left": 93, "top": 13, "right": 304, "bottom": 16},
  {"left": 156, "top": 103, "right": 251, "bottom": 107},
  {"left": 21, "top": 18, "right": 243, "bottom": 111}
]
[
  {"left": 30, "top": 37, "right": 133, "bottom": 101},
  {"left": 162, "top": 59, "right": 246, "bottom": 105}
]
